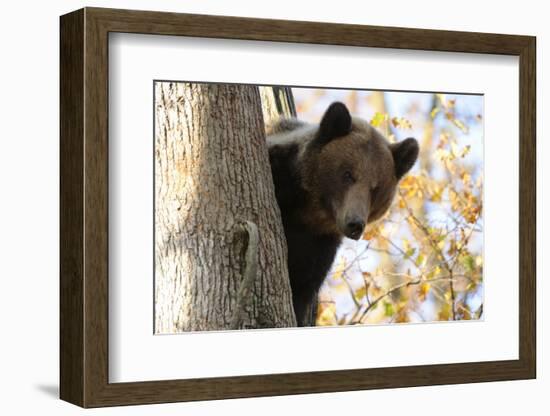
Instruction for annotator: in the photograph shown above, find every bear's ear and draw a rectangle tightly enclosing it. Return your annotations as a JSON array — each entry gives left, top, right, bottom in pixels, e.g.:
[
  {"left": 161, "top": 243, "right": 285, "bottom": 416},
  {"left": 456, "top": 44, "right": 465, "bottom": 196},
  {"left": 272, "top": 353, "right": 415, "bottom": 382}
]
[
  {"left": 316, "top": 102, "right": 352, "bottom": 146},
  {"left": 390, "top": 137, "right": 419, "bottom": 180}
]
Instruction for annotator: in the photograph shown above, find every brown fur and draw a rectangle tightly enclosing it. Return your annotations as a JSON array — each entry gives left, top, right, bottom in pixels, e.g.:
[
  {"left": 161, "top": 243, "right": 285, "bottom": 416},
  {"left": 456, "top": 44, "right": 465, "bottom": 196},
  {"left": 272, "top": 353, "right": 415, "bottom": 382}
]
[
  {"left": 299, "top": 117, "right": 399, "bottom": 237},
  {"left": 267, "top": 102, "right": 418, "bottom": 325}
]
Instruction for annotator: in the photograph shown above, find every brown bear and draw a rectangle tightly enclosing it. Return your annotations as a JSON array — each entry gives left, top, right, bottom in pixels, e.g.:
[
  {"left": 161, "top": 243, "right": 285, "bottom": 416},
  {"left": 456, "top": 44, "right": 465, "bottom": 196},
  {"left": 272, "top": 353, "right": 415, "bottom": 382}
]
[{"left": 267, "top": 101, "right": 419, "bottom": 326}]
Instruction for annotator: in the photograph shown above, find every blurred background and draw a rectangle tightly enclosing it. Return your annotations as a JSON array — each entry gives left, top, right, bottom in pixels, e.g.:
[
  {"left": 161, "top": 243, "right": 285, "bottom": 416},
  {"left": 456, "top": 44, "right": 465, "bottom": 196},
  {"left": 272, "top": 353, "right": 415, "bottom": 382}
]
[{"left": 291, "top": 87, "right": 484, "bottom": 326}]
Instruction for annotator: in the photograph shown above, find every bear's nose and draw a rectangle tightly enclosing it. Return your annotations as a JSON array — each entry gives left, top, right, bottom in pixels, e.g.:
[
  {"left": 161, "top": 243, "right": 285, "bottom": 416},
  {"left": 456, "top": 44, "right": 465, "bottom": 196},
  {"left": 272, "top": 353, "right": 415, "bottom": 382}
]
[{"left": 346, "top": 219, "right": 365, "bottom": 240}]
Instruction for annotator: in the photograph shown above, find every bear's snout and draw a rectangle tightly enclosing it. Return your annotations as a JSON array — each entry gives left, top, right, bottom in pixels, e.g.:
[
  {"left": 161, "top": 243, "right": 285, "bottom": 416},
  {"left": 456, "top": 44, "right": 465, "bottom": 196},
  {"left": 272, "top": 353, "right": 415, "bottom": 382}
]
[{"left": 345, "top": 218, "right": 365, "bottom": 240}]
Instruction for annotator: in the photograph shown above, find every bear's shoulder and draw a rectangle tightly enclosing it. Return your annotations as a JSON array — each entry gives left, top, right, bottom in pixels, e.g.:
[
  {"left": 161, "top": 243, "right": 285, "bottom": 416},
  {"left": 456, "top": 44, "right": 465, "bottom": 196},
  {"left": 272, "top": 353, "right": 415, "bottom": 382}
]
[
  {"left": 267, "top": 119, "right": 316, "bottom": 218},
  {"left": 266, "top": 117, "right": 308, "bottom": 136}
]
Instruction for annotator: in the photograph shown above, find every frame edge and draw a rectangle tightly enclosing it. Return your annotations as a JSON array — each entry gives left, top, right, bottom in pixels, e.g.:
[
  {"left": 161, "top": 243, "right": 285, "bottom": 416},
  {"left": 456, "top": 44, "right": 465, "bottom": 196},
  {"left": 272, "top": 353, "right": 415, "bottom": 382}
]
[
  {"left": 518, "top": 36, "right": 537, "bottom": 379},
  {"left": 60, "top": 8, "right": 86, "bottom": 408}
]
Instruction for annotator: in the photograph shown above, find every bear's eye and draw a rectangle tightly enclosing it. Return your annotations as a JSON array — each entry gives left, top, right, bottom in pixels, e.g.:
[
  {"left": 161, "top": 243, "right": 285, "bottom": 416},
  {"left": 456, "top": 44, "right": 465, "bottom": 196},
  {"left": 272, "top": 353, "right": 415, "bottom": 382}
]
[
  {"left": 342, "top": 170, "right": 355, "bottom": 184},
  {"left": 371, "top": 185, "right": 380, "bottom": 197}
]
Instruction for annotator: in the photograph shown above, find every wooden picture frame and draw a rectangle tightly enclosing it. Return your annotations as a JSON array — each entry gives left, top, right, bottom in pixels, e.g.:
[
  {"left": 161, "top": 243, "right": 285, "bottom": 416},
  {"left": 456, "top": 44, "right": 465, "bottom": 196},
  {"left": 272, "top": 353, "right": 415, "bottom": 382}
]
[{"left": 60, "top": 7, "right": 536, "bottom": 408}]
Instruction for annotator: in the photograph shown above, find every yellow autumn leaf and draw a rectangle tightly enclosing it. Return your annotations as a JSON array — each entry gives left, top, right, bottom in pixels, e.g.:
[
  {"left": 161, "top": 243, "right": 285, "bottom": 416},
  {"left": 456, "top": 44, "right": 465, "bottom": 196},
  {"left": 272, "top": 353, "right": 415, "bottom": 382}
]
[
  {"left": 362, "top": 227, "right": 378, "bottom": 240},
  {"left": 461, "top": 145, "right": 471, "bottom": 158},
  {"left": 415, "top": 253, "right": 426, "bottom": 267},
  {"left": 452, "top": 118, "right": 469, "bottom": 133},
  {"left": 391, "top": 116, "right": 412, "bottom": 130},
  {"left": 316, "top": 303, "right": 337, "bottom": 326},
  {"left": 461, "top": 172, "right": 471, "bottom": 186},
  {"left": 419, "top": 282, "right": 431, "bottom": 301},
  {"left": 430, "top": 186, "right": 443, "bottom": 202},
  {"left": 355, "top": 286, "right": 367, "bottom": 299},
  {"left": 370, "top": 112, "right": 387, "bottom": 127},
  {"left": 331, "top": 257, "right": 346, "bottom": 281}
]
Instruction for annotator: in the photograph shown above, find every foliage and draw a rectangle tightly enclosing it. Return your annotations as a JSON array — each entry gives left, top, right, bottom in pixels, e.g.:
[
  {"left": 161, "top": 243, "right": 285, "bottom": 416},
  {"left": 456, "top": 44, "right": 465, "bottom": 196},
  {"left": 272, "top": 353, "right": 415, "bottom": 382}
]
[{"left": 294, "top": 90, "right": 484, "bottom": 325}]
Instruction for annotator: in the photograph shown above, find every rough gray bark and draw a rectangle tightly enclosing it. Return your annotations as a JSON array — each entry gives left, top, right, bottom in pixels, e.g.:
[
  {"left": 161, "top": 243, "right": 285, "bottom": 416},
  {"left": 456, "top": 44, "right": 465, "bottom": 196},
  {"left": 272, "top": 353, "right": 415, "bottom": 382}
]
[{"left": 154, "top": 82, "right": 296, "bottom": 333}]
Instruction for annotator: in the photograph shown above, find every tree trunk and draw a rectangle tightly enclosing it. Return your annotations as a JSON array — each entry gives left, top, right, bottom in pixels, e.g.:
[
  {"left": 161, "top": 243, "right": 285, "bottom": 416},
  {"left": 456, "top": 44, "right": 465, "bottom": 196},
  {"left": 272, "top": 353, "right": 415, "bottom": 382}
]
[
  {"left": 154, "top": 82, "right": 296, "bottom": 333},
  {"left": 259, "top": 86, "right": 297, "bottom": 132}
]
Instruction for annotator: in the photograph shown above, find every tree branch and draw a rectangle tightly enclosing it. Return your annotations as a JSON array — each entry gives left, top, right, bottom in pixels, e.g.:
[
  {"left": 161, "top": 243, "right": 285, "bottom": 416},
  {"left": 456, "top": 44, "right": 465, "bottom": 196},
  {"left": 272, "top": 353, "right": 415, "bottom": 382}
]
[
  {"left": 351, "top": 276, "right": 458, "bottom": 324},
  {"left": 230, "top": 221, "right": 259, "bottom": 330}
]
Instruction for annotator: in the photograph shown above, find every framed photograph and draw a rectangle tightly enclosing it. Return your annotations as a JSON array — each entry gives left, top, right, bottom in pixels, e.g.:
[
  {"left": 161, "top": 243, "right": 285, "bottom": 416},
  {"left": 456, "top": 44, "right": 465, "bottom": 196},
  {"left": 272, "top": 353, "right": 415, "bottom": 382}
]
[{"left": 60, "top": 7, "right": 536, "bottom": 408}]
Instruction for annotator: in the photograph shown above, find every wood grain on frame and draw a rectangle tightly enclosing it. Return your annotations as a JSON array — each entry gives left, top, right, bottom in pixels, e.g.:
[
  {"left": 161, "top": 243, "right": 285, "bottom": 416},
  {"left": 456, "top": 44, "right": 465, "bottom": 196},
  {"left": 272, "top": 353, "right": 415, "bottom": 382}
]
[
  {"left": 60, "top": 8, "right": 84, "bottom": 406},
  {"left": 60, "top": 7, "right": 536, "bottom": 408}
]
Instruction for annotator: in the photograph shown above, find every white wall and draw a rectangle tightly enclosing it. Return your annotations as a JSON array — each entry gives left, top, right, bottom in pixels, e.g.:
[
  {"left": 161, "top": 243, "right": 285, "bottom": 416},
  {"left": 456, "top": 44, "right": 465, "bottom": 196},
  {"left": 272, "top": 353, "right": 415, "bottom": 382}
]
[{"left": 0, "top": 0, "right": 545, "bottom": 414}]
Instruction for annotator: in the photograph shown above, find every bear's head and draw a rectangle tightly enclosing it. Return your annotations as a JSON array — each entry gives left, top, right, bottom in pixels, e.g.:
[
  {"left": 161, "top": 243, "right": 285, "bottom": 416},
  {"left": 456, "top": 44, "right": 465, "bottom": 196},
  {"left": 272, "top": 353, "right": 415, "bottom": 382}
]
[{"left": 301, "top": 102, "right": 419, "bottom": 240}]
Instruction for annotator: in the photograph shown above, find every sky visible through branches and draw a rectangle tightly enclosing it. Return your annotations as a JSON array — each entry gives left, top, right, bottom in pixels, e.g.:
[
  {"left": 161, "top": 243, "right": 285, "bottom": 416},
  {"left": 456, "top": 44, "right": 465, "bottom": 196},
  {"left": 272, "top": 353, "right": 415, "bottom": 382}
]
[{"left": 292, "top": 87, "right": 484, "bottom": 326}]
